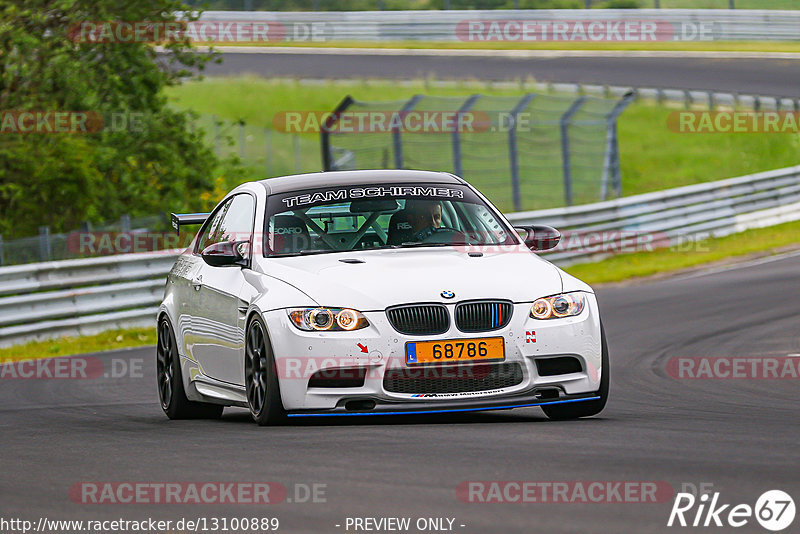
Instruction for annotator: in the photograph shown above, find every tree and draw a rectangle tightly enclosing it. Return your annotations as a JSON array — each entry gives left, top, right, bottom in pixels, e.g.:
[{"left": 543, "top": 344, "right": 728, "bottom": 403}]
[{"left": 0, "top": 0, "right": 220, "bottom": 237}]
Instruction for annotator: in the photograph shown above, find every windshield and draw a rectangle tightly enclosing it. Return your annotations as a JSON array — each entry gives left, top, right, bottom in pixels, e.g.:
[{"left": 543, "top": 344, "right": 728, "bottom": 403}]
[{"left": 263, "top": 183, "right": 517, "bottom": 256}]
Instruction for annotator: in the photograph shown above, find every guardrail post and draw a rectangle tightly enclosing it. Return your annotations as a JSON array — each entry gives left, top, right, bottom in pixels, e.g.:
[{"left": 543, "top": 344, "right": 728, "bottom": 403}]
[
  {"left": 507, "top": 93, "right": 535, "bottom": 212},
  {"left": 120, "top": 214, "right": 131, "bottom": 233},
  {"left": 684, "top": 90, "right": 692, "bottom": 109},
  {"left": 393, "top": 95, "right": 422, "bottom": 169},
  {"left": 39, "top": 226, "right": 51, "bottom": 262},
  {"left": 0, "top": 234, "right": 4, "bottom": 266},
  {"left": 708, "top": 91, "right": 715, "bottom": 110},
  {"left": 452, "top": 94, "right": 480, "bottom": 178},
  {"left": 601, "top": 91, "right": 636, "bottom": 200},
  {"left": 560, "top": 96, "right": 586, "bottom": 207},
  {"left": 321, "top": 96, "right": 354, "bottom": 171}
]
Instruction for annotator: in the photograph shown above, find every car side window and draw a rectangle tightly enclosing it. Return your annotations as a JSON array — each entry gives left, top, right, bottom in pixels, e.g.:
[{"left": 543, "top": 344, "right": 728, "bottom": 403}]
[{"left": 197, "top": 194, "right": 255, "bottom": 253}]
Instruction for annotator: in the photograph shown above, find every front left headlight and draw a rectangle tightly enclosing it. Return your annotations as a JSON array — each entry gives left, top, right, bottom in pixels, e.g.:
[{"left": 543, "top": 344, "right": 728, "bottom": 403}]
[
  {"left": 530, "top": 292, "right": 586, "bottom": 320},
  {"left": 288, "top": 307, "right": 370, "bottom": 332}
]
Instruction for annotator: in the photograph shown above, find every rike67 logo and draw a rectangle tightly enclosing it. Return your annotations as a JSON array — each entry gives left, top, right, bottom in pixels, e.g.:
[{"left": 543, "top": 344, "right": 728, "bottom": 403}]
[{"left": 668, "top": 490, "right": 795, "bottom": 531}]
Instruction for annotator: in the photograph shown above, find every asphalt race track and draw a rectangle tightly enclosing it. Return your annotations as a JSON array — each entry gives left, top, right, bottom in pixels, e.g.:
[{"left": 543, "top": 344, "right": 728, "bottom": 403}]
[
  {"left": 2, "top": 252, "right": 799, "bottom": 533},
  {"left": 206, "top": 49, "right": 800, "bottom": 97}
]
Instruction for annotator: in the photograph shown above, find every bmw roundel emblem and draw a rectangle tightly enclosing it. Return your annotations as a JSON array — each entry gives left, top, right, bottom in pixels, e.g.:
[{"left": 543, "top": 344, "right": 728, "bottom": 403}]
[{"left": 441, "top": 290, "right": 455, "bottom": 299}]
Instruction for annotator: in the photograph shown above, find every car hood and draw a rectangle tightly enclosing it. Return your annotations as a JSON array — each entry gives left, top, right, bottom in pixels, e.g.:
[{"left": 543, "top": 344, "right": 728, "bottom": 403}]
[{"left": 257, "top": 246, "right": 564, "bottom": 311}]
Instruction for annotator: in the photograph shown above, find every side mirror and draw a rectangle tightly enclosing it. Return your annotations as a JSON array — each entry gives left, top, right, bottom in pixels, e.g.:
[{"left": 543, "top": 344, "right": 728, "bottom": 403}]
[
  {"left": 514, "top": 225, "right": 561, "bottom": 251},
  {"left": 201, "top": 240, "right": 249, "bottom": 267}
]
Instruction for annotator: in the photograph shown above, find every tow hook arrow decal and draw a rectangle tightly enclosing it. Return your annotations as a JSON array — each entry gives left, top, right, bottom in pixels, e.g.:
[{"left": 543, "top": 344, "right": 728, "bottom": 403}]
[{"left": 357, "top": 343, "right": 368, "bottom": 353}]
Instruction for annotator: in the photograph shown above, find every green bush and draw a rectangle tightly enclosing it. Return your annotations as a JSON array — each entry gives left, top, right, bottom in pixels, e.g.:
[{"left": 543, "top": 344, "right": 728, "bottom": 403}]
[{"left": 0, "top": 0, "right": 222, "bottom": 238}]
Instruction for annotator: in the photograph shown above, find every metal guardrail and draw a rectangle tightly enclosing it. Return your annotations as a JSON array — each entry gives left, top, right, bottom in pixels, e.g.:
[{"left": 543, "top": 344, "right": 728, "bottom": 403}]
[
  {"left": 0, "top": 253, "right": 179, "bottom": 346},
  {"left": 2, "top": 164, "right": 800, "bottom": 346},
  {"left": 507, "top": 165, "right": 800, "bottom": 265},
  {"left": 199, "top": 9, "right": 800, "bottom": 42}
]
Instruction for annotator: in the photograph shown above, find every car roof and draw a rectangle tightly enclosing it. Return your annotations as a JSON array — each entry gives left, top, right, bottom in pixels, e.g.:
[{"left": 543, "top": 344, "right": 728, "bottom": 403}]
[{"left": 258, "top": 169, "right": 464, "bottom": 195}]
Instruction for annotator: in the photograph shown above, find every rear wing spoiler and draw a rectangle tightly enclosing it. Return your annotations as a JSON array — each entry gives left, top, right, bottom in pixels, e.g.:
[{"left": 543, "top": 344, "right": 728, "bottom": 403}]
[{"left": 170, "top": 212, "right": 210, "bottom": 235}]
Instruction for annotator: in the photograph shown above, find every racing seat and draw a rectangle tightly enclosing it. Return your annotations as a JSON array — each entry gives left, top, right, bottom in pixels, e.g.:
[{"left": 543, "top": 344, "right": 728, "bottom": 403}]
[
  {"left": 271, "top": 215, "right": 311, "bottom": 254},
  {"left": 386, "top": 210, "right": 415, "bottom": 245}
]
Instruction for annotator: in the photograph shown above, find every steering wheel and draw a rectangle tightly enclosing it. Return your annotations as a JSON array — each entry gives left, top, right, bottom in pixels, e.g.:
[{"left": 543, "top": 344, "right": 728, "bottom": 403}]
[{"left": 412, "top": 226, "right": 459, "bottom": 243}]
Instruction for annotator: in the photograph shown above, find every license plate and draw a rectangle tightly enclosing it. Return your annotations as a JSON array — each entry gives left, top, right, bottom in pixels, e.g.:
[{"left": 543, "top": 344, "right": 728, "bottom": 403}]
[{"left": 405, "top": 337, "right": 504, "bottom": 366}]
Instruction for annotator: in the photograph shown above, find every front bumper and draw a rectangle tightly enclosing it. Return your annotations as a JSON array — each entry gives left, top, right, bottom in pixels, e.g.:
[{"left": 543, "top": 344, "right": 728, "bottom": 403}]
[{"left": 263, "top": 293, "right": 603, "bottom": 413}]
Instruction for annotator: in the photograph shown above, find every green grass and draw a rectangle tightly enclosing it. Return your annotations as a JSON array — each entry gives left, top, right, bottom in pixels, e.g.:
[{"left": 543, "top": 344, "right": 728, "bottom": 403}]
[
  {"left": 166, "top": 76, "right": 800, "bottom": 210},
  {"left": 0, "top": 328, "right": 156, "bottom": 363},
  {"left": 565, "top": 219, "right": 800, "bottom": 284},
  {"left": 216, "top": 40, "right": 800, "bottom": 53}
]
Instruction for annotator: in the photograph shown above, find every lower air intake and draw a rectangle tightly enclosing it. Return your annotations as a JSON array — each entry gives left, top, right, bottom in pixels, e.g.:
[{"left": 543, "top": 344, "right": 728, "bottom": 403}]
[{"left": 383, "top": 363, "right": 523, "bottom": 394}]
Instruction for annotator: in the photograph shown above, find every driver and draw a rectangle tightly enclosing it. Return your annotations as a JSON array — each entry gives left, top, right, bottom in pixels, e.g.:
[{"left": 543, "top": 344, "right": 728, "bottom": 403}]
[{"left": 406, "top": 199, "right": 442, "bottom": 238}]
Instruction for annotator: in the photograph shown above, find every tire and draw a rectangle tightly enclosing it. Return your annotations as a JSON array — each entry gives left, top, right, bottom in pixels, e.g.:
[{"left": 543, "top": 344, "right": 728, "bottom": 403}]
[
  {"left": 157, "top": 317, "right": 223, "bottom": 420},
  {"left": 541, "top": 323, "right": 609, "bottom": 421},
  {"left": 245, "top": 315, "right": 287, "bottom": 426}
]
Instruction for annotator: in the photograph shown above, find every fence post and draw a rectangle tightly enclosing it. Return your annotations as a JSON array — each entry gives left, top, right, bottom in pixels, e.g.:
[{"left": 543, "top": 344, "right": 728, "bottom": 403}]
[
  {"left": 265, "top": 128, "right": 272, "bottom": 176},
  {"left": 120, "top": 214, "right": 131, "bottom": 233},
  {"left": 601, "top": 91, "right": 636, "bottom": 200},
  {"left": 560, "top": 96, "right": 586, "bottom": 207},
  {"left": 452, "top": 95, "right": 481, "bottom": 177},
  {"left": 239, "top": 122, "right": 246, "bottom": 160},
  {"left": 321, "top": 96, "right": 354, "bottom": 171},
  {"left": 39, "top": 226, "right": 51, "bottom": 262},
  {"left": 394, "top": 95, "right": 423, "bottom": 169},
  {"left": 213, "top": 115, "right": 220, "bottom": 157},
  {"left": 507, "top": 93, "right": 535, "bottom": 212},
  {"left": 0, "top": 234, "right": 4, "bottom": 266}
]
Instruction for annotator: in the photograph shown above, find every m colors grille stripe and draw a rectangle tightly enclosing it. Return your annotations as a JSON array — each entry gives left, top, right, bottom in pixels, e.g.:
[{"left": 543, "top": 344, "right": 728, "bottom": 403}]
[{"left": 455, "top": 301, "right": 513, "bottom": 332}]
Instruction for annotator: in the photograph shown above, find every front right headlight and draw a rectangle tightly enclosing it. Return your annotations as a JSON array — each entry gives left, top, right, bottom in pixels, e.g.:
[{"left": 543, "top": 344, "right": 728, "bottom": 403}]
[
  {"left": 530, "top": 292, "right": 586, "bottom": 320},
  {"left": 288, "top": 307, "right": 370, "bottom": 331}
]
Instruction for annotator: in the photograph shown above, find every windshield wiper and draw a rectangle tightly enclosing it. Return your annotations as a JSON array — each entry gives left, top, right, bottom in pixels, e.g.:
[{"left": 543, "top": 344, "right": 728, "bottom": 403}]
[
  {"left": 269, "top": 249, "right": 337, "bottom": 257},
  {"left": 396, "top": 242, "right": 451, "bottom": 249}
]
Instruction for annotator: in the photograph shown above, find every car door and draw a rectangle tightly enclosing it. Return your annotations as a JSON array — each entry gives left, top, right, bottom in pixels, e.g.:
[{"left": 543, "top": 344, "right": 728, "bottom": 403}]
[{"left": 188, "top": 193, "right": 256, "bottom": 386}]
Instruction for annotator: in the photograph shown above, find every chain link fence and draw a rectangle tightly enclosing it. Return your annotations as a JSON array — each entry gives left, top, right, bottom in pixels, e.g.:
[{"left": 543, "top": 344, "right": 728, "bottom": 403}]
[
  {"left": 322, "top": 91, "right": 634, "bottom": 212},
  {"left": 0, "top": 89, "right": 635, "bottom": 266}
]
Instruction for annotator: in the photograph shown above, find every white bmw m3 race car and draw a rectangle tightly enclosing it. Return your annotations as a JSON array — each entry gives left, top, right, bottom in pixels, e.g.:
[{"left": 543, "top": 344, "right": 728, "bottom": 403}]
[{"left": 157, "top": 169, "right": 608, "bottom": 425}]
